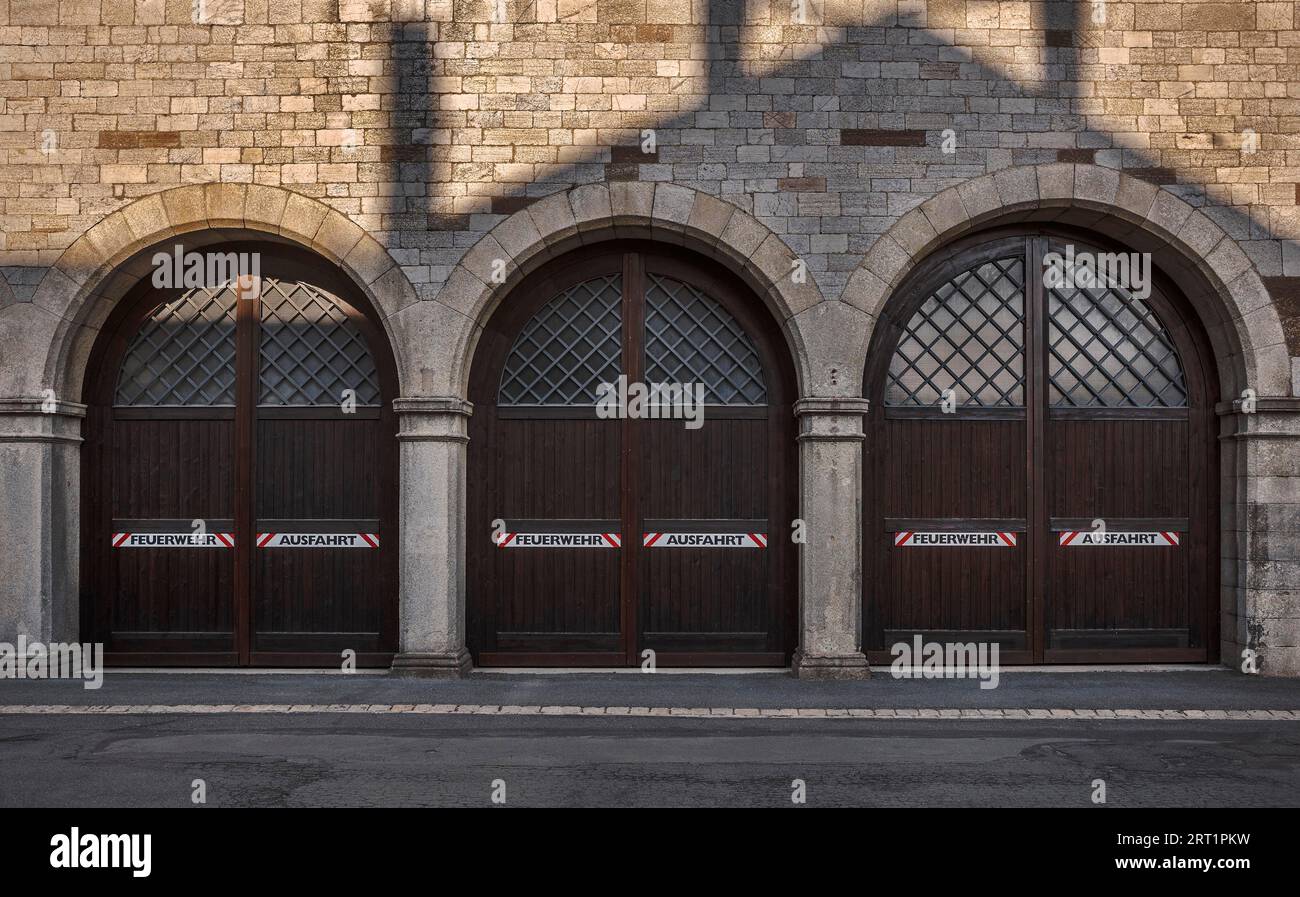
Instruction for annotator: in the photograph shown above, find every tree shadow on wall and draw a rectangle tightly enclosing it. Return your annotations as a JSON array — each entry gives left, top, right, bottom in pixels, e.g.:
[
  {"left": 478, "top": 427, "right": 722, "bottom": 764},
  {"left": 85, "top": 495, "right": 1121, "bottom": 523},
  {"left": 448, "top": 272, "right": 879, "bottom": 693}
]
[{"left": 383, "top": 0, "right": 1296, "bottom": 339}]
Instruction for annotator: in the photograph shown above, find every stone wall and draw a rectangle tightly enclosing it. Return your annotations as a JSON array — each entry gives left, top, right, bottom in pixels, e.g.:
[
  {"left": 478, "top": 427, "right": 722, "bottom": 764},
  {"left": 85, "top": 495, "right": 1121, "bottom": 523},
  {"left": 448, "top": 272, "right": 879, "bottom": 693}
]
[
  {"left": 0, "top": 0, "right": 1297, "bottom": 674},
  {"left": 0, "top": 2, "right": 1296, "bottom": 342}
]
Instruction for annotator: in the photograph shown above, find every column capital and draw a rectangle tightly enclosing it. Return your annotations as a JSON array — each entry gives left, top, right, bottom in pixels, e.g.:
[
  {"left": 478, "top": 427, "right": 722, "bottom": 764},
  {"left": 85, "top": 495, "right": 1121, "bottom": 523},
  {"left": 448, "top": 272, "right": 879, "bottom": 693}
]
[
  {"left": 1215, "top": 395, "right": 1300, "bottom": 416},
  {"left": 393, "top": 396, "right": 473, "bottom": 443},
  {"left": 794, "top": 396, "right": 869, "bottom": 442},
  {"left": 392, "top": 396, "right": 474, "bottom": 417},
  {"left": 0, "top": 398, "right": 87, "bottom": 444},
  {"left": 1216, "top": 396, "right": 1300, "bottom": 441},
  {"left": 794, "top": 396, "right": 871, "bottom": 416}
]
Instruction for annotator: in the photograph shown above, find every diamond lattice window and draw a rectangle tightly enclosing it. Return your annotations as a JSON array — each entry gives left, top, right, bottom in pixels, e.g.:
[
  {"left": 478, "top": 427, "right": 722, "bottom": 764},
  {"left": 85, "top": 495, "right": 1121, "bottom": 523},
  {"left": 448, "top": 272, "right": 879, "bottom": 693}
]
[
  {"left": 1048, "top": 284, "right": 1187, "bottom": 408},
  {"left": 886, "top": 258, "right": 1026, "bottom": 407},
  {"left": 259, "top": 279, "right": 380, "bottom": 406},
  {"left": 645, "top": 274, "right": 767, "bottom": 405},
  {"left": 115, "top": 285, "right": 238, "bottom": 406},
  {"left": 499, "top": 274, "right": 623, "bottom": 406}
]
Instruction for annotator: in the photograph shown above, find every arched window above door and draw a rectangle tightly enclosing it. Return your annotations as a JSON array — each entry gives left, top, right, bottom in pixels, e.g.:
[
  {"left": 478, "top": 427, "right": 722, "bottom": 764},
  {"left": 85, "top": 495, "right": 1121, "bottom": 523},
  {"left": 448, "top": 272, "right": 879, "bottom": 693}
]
[
  {"left": 1047, "top": 282, "right": 1188, "bottom": 408},
  {"left": 498, "top": 274, "right": 623, "bottom": 406},
  {"left": 885, "top": 257, "right": 1026, "bottom": 407},
  {"left": 259, "top": 278, "right": 381, "bottom": 407},
  {"left": 496, "top": 270, "right": 768, "bottom": 408},
  {"left": 115, "top": 285, "right": 237, "bottom": 406},
  {"left": 645, "top": 273, "right": 767, "bottom": 405},
  {"left": 116, "top": 277, "right": 381, "bottom": 408}
]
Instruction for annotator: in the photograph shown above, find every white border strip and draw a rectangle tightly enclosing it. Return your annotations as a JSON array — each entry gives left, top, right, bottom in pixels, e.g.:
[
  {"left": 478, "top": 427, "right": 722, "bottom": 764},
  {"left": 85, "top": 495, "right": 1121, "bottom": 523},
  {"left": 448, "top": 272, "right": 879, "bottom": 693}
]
[
  {"left": 643, "top": 532, "right": 768, "bottom": 548},
  {"left": 1059, "top": 530, "right": 1180, "bottom": 546},
  {"left": 894, "top": 531, "right": 1017, "bottom": 547},
  {"left": 495, "top": 532, "right": 621, "bottom": 548},
  {"left": 112, "top": 532, "right": 233, "bottom": 548},
  {"left": 257, "top": 532, "right": 378, "bottom": 548}
]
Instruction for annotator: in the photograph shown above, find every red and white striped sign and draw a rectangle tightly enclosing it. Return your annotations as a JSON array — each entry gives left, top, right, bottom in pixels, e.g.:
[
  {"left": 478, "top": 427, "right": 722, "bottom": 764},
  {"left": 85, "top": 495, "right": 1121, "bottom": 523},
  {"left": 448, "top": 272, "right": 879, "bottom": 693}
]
[
  {"left": 643, "top": 532, "right": 768, "bottom": 548},
  {"left": 1059, "top": 531, "right": 1179, "bottom": 547},
  {"left": 112, "top": 532, "right": 234, "bottom": 548},
  {"left": 257, "top": 533, "right": 378, "bottom": 548},
  {"left": 894, "top": 531, "right": 1017, "bottom": 548},
  {"left": 495, "top": 532, "right": 621, "bottom": 548}
]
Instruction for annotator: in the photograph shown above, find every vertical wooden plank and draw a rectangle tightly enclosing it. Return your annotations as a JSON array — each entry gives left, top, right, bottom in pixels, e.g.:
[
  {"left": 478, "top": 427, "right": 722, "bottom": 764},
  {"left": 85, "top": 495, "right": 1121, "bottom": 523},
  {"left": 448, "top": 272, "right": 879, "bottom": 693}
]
[
  {"left": 233, "top": 278, "right": 259, "bottom": 665},
  {"left": 1026, "top": 236, "right": 1047, "bottom": 661},
  {"left": 621, "top": 251, "right": 643, "bottom": 666}
]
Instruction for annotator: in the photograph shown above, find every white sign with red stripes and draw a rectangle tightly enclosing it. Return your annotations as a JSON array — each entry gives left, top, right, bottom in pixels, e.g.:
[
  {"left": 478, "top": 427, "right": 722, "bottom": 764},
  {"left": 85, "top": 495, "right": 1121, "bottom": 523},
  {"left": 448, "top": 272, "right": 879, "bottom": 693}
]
[
  {"left": 112, "top": 532, "right": 233, "bottom": 548},
  {"left": 1059, "top": 531, "right": 1180, "bottom": 547},
  {"left": 495, "top": 532, "right": 621, "bottom": 548},
  {"left": 643, "top": 532, "right": 768, "bottom": 548},
  {"left": 257, "top": 533, "right": 378, "bottom": 548},
  {"left": 894, "top": 531, "right": 1017, "bottom": 548}
]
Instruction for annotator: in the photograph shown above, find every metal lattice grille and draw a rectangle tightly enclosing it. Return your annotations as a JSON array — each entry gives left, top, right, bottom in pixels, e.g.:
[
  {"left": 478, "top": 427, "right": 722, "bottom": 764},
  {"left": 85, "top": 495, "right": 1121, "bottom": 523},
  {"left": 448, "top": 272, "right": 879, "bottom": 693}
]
[
  {"left": 115, "top": 286, "right": 237, "bottom": 406},
  {"left": 1048, "top": 284, "right": 1188, "bottom": 407},
  {"left": 499, "top": 274, "right": 623, "bottom": 405},
  {"left": 886, "top": 258, "right": 1026, "bottom": 407},
  {"left": 259, "top": 279, "right": 380, "bottom": 406},
  {"left": 645, "top": 274, "right": 767, "bottom": 405}
]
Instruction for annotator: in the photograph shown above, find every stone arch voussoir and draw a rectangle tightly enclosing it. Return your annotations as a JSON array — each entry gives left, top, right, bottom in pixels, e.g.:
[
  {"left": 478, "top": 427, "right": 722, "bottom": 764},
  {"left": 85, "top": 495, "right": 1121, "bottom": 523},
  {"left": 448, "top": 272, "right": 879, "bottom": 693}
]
[
  {"left": 841, "top": 163, "right": 1290, "bottom": 399},
  {"left": 425, "top": 183, "right": 832, "bottom": 399},
  {"left": 33, "top": 184, "right": 416, "bottom": 403}
]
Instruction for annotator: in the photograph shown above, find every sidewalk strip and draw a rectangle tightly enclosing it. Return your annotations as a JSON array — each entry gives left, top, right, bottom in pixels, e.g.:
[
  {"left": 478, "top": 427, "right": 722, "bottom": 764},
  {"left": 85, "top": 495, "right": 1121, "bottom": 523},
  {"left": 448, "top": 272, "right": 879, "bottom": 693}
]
[{"left": 0, "top": 705, "right": 1297, "bottom": 720}]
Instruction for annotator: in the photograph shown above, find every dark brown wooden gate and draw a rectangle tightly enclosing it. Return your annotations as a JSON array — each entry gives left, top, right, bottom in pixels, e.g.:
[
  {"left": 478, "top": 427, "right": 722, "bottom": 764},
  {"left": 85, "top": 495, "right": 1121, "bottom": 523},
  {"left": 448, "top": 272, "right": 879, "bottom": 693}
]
[
  {"left": 467, "top": 243, "right": 796, "bottom": 666},
  {"left": 82, "top": 243, "right": 398, "bottom": 666},
  {"left": 863, "top": 228, "right": 1217, "bottom": 664}
]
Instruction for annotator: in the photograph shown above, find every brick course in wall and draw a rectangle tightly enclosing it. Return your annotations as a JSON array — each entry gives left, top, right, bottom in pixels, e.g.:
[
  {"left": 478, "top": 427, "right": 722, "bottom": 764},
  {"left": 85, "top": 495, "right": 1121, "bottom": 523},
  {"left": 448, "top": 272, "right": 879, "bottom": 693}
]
[{"left": 0, "top": 0, "right": 1298, "bottom": 353}]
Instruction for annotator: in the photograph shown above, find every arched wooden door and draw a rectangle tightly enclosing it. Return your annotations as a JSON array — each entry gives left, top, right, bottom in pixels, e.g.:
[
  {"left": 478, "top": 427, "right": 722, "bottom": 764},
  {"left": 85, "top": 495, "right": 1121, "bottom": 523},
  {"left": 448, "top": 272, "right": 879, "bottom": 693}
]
[
  {"left": 82, "top": 243, "right": 399, "bottom": 666},
  {"left": 863, "top": 228, "right": 1217, "bottom": 663},
  {"left": 467, "top": 243, "right": 797, "bottom": 666}
]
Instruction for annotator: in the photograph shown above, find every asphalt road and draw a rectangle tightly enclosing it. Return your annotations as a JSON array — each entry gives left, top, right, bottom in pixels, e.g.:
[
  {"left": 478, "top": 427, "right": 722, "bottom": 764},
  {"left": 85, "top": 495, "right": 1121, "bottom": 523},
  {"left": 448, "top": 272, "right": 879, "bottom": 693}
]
[
  {"left": 2, "top": 712, "right": 1298, "bottom": 808},
  {"left": 2, "top": 670, "right": 1298, "bottom": 808}
]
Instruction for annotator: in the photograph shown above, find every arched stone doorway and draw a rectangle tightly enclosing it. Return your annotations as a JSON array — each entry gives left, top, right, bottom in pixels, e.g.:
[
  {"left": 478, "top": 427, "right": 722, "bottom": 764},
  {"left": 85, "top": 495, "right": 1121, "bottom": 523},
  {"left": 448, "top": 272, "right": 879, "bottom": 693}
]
[
  {"left": 842, "top": 164, "right": 1295, "bottom": 675},
  {"left": 861, "top": 225, "right": 1219, "bottom": 663},
  {"left": 80, "top": 240, "right": 401, "bottom": 666},
  {"left": 464, "top": 241, "right": 799, "bottom": 666}
]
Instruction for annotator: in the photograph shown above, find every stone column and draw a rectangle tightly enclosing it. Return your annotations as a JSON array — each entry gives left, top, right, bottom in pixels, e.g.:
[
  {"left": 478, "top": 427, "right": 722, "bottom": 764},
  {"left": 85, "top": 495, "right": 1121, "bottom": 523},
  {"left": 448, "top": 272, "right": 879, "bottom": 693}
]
[
  {"left": 0, "top": 399, "right": 84, "bottom": 649},
  {"left": 791, "top": 397, "right": 871, "bottom": 679},
  {"left": 389, "top": 397, "right": 474, "bottom": 677},
  {"left": 1219, "top": 396, "right": 1300, "bottom": 677}
]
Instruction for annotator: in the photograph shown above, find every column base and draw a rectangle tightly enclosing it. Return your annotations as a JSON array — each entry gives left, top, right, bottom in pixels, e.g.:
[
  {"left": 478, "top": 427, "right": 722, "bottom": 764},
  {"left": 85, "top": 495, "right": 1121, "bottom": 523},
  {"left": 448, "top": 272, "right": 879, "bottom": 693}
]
[
  {"left": 791, "top": 650, "right": 871, "bottom": 680},
  {"left": 390, "top": 649, "right": 473, "bottom": 678}
]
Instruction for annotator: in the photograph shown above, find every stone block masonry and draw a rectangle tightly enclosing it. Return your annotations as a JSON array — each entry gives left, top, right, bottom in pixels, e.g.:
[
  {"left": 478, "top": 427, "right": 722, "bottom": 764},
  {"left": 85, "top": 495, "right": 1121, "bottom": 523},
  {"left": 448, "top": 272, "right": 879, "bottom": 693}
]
[{"left": 0, "top": 0, "right": 1292, "bottom": 335}]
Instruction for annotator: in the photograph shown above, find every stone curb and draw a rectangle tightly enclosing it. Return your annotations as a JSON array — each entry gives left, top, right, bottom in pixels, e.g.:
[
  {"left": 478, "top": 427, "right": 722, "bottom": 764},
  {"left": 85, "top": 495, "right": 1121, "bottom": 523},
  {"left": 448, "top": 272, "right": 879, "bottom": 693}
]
[{"left": 1, "top": 705, "right": 1297, "bottom": 721}]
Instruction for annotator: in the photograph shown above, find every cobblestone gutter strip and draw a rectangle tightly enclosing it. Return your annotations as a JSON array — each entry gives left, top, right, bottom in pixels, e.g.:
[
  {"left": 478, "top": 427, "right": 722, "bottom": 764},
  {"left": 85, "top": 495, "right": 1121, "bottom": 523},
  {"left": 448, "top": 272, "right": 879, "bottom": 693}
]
[{"left": 0, "top": 705, "right": 1297, "bottom": 720}]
